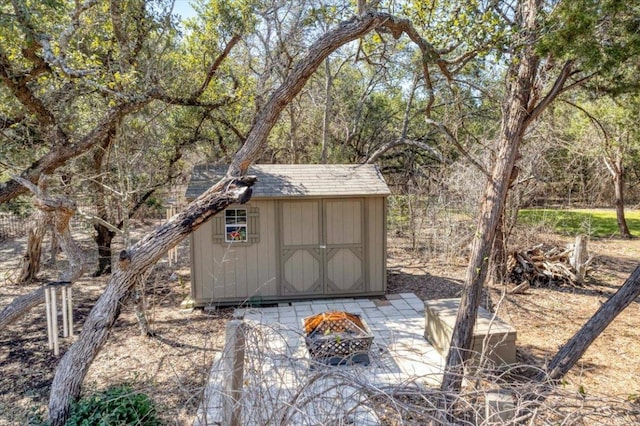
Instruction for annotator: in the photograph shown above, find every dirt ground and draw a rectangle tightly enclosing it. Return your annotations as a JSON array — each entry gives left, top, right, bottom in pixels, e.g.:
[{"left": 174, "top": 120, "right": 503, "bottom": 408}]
[{"left": 1, "top": 219, "right": 639, "bottom": 425}]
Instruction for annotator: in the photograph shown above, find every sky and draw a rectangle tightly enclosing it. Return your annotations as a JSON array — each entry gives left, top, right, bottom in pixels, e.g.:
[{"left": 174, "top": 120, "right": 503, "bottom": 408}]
[{"left": 173, "top": 0, "right": 197, "bottom": 20}]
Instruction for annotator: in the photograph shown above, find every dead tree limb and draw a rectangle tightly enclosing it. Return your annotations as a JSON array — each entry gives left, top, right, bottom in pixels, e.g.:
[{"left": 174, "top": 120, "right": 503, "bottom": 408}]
[
  {"left": 539, "top": 264, "right": 640, "bottom": 382},
  {"left": 17, "top": 210, "right": 50, "bottom": 283}
]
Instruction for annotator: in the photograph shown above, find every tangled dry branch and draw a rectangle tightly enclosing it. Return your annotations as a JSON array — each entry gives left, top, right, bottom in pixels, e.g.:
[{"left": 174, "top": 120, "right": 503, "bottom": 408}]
[{"left": 195, "top": 322, "right": 639, "bottom": 426}]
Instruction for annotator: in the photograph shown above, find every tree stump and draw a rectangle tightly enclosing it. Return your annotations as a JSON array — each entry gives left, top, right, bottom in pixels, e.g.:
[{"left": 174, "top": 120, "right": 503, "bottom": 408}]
[{"left": 570, "top": 235, "right": 589, "bottom": 285}]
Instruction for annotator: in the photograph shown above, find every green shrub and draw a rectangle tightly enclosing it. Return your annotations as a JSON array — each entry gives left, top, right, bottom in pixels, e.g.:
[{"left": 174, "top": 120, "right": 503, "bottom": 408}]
[{"left": 66, "top": 385, "right": 160, "bottom": 426}]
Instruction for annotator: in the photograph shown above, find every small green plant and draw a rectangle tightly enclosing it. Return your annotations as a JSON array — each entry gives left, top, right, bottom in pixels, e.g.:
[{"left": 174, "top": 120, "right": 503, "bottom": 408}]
[{"left": 66, "top": 384, "right": 160, "bottom": 426}]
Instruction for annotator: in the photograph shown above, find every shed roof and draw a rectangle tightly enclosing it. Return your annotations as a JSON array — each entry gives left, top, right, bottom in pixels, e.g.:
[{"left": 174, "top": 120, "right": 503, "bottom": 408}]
[{"left": 186, "top": 164, "right": 391, "bottom": 200}]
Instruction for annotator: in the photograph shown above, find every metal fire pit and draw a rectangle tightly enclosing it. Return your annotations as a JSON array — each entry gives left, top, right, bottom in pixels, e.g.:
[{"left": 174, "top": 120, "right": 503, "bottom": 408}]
[{"left": 303, "top": 311, "right": 373, "bottom": 366}]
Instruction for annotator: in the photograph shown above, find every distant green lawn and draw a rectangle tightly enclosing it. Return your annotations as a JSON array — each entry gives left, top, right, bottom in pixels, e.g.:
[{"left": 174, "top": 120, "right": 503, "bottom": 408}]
[{"left": 518, "top": 208, "right": 640, "bottom": 238}]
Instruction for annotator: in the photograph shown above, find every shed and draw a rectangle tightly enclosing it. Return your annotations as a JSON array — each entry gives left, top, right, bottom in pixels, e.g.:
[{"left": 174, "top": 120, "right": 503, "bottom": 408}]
[{"left": 185, "top": 164, "right": 390, "bottom": 306}]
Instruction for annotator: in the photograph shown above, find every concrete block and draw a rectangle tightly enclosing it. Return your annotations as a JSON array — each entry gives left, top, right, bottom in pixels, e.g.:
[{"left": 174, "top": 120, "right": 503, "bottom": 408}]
[{"left": 424, "top": 298, "right": 517, "bottom": 366}]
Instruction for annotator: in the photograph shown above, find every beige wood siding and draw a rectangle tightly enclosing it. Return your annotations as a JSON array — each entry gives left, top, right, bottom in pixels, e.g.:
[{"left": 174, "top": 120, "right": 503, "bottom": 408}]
[
  {"left": 366, "top": 197, "right": 386, "bottom": 293},
  {"left": 192, "top": 201, "right": 277, "bottom": 305},
  {"left": 191, "top": 196, "right": 387, "bottom": 306}
]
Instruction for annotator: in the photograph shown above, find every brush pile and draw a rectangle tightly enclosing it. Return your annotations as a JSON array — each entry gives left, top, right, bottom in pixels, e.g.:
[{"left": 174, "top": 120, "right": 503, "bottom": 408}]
[{"left": 507, "top": 240, "right": 590, "bottom": 290}]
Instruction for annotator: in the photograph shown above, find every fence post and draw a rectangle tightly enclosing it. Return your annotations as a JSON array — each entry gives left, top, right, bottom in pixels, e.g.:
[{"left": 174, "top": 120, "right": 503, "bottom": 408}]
[
  {"left": 222, "top": 320, "right": 245, "bottom": 426},
  {"left": 485, "top": 389, "right": 515, "bottom": 424}
]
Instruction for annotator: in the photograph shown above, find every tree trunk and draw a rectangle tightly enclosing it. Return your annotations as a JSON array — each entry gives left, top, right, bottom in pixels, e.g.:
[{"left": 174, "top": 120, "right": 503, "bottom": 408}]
[
  {"left": 48, "top": 222, "right": 60, "bottom": 265},
  {"left": 440, "top": 0, "right": 541, "bottom": 393},
  {"left": 612, "top": 158, "right": 631, "bottom": 238},
  {"left": 47, "top": 176, "right": 255, "bottom": 426},
  {"left": 91, "top": 127, "right": 117, "bottom": 276},
  {"left": 132, "top": 271, "right": 153, "bottom": 336},
  {"left": 18, "top": 212, "right": 49, "bottom": 283},
  {"left": 570, "top": 235, "right": 589, "bottom": 285},
  {"left": 488, "top": 212, "right": 508, "bottom": 286},
  {"left": 320, "top": 57, "right": 332, "bottom": 164},
  {"left": 93, "top": 223, "right": 115, "bottom": 276},
  {"left": 538, "top": 264, "right": 640, "bottom": 381}
]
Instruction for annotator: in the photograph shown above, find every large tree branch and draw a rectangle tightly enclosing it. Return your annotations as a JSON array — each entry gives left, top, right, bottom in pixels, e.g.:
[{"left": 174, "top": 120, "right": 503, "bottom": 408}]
[
  {"left": 523, "top": 60, "right": 574, "bottom": 128},
  {"left": 48, "top": 175, "right": 255, "bottom": 425},
  {"left": 190, "top": 34, "right": 242, "bottom": 101},
  {"left": 366, "top": 137, "right": 445, "bottom": 164},
  {"left": 0, "top": 50, "right": 57, "bottom": 127},
  {"left": 0, "top": 100, "right": 149, "bottom": 204},
  {"left": 229, "top": 11, "right": 450, "bottom": 176}
]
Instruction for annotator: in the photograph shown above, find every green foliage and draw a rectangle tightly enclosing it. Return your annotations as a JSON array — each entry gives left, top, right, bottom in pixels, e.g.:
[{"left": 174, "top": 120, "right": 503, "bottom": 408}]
[
  {"left": 66, "top": 385, "right": 160, "bottom": 426},
  {"left": 537, "top": 0, "right": 640, "bottom": 91},
  {"left": 518, "top": 208, "right": 640, "bottom": 238}
]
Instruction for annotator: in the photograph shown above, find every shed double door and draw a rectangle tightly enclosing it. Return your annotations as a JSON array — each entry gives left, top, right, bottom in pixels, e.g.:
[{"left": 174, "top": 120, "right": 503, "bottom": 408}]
[{"left": 280, "top": 199, "right": 365, "bottom": 296}]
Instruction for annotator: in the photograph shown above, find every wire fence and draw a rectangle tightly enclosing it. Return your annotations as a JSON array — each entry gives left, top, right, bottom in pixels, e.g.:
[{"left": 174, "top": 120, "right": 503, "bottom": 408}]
[
  {"left": 0, "top": 213, "right": 27, "bottom": 240},
  {"left": 0, "top": 202, "right": 96, "bottom": 242}
]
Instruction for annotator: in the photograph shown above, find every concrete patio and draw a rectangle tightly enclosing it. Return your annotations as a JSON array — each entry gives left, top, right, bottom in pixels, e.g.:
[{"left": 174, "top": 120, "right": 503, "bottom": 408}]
[{"left": 194, "top": 293, "right": 446, "bottom": 425}]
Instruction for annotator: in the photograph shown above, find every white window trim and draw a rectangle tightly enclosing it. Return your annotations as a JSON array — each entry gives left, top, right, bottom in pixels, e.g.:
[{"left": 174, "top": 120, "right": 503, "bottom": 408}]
[{"left": 225, "top": 209, "right": 248, "bottom": 243}]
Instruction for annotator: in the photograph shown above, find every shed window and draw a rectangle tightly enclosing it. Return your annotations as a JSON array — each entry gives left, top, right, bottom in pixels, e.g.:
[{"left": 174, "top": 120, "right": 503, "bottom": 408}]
[
  {"left": 213, "top": 206, "right": 260, "bottom": 245},
  {"left": 225, "top": 209, "right": 247, "bottom": 242}
]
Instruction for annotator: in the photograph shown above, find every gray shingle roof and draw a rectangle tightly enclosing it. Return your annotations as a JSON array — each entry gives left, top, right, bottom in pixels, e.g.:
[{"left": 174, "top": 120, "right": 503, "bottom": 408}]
[{"left": 185, "top": 164, "right": 390, "bottom": 200}]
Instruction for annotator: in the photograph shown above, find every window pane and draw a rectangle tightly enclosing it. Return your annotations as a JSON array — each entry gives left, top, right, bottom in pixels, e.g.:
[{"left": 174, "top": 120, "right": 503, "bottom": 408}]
[{"left": 226, "top": 225, "right": 247, "bottom": 242}]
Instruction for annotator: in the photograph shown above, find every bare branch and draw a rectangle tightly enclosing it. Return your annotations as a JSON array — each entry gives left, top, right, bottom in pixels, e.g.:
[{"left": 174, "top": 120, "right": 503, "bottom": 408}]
[
  {"left": 366, "top": 137, "right": 445, "bottom": 164},
  {"left": 524, "top": 60, "right": 575, "bottom": 128},
  {"left": 229, "top": 11, "right": 454, "bottom": 176},
  {"left": 424, "top": 118, "right": 491, "bottom": 177},
  {"left": 190, "top": 35, "right": 243, "bottom": 101}
]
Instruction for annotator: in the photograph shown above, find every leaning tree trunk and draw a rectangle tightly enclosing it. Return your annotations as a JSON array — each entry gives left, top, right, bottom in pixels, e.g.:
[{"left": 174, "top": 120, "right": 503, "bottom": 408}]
[
  {"left": 440, "top": 0, "right": 576, "bottom": 393},
  {"left": 47, "top": 176, "right": 255, "bottom": 425},
  {"left": 48, "top": 12, "right": 465, "bottom": 425},
  {"left": 440, "top": 0, "right": 541, "bottom": 393},
  {"left": 18, "top": 211, "right": 51, "bottom": 283},
  {"left": 515, "top": 264, "right": 640, "bottom": 418},
  {"left": 538, "top": 265, "right": 640, "bottom": 381}
]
